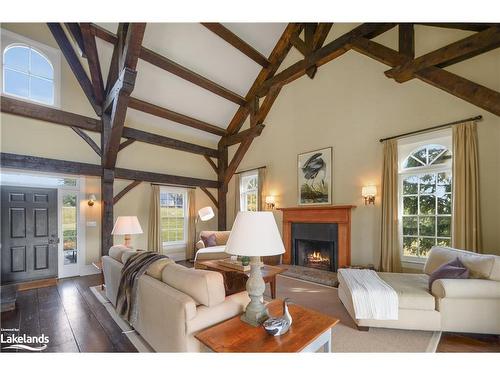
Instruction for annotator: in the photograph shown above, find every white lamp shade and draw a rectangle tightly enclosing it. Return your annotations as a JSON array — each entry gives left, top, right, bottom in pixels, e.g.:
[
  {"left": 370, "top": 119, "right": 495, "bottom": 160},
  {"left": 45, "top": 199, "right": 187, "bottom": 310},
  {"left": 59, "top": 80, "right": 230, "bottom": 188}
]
[
  {"left": 225, "top": 211, "right": 284, "bottom": 257},
  {"left": 362, "top": 185, "right": 377, "bottom": 197},
  {"left": 198, "top": 206, "right": 215, "bottom": 221},
  {"left": 111, "top": 216, "right": 143, "bottom": 235}
]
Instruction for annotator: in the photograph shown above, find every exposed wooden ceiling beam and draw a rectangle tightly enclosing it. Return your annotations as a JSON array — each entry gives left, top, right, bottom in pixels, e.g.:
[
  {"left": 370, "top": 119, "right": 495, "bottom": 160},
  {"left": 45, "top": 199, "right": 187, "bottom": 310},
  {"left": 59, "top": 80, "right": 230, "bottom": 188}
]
[
  {"left": 90, "top": 23, "right": 247, "bottom": 106},
  {"left": 118, "top": 138, "right": 136, "bottom": 151},
  {"left": 399, "top": 23, "right": 415, "bottom": 58},
  {"left": 201, "top": 23, "right": 271, "bottom": 67},
  {"left": 351, "top": 38, "right": 500, "bottom": 116},
  {"left": 203, "top": 155, "right": 218, "bottom": 174},
  {"left": 128, "top": 97, "right": 227, "bottom": 136},
  {"left": 113, "top": 180, "right": 142, "bottom": 204},
  {"left": 47, "top": 23, "right": 101, "bottom": 115},
  {"left": 80, "top": 23, "right": 105, "bottom": 106},
  {"left": 257, "top": 23, "right": 396, "bottom": 97},
  {"left": 416, "top": 23, "right": 498, "bottom": 32},
  {"left": 313, "top": 23, "right": 334, "bottom": 50},
  {"left": 291, "top": 34, "right": 308, "bottom": 56},
  {"left": 0, "top": 153, "right": 220, "bottom": 188},
  {"left": 222, "top": 123, "right": 265, "bottom": 147},
  {"left": 121, "top": 127, "right": 219, "bottom": 158},
  {"left": 71, "top": 127, "right": 102, "bottom": 157},
  {"left": 386, "top": 26, "right": 500, "bottom": 83},
  {"left": 64, "top": 23, "right": 86, "bottom": 57}
]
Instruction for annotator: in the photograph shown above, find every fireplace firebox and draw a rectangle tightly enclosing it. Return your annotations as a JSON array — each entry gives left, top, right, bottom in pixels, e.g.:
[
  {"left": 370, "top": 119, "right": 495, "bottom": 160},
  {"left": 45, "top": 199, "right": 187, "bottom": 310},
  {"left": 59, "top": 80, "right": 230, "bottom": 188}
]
[{"left": 291, "top": 223, "right": 338, "bottom": 272}]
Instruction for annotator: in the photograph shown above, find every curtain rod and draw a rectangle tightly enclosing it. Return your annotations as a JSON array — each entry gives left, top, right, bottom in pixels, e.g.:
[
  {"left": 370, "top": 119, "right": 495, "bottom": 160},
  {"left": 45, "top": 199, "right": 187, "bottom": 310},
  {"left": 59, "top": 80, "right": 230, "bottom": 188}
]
[
  {"left": 379, "top": 115, "right": 483, "bottom": 143},
  {"left": 235, "top": 166, "right": 266, "bottom": 175},
  {"left": 150, "top": 183, "right": 195, "bottom": 189}
]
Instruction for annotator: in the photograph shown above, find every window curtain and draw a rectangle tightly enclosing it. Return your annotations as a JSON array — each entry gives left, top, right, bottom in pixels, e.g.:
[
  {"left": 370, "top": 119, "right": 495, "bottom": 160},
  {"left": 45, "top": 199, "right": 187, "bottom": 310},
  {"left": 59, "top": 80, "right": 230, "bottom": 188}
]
[
  {"left": 257, "top": 167, "right": 267, "bottom": 211},
  {"left": 147, "top": 184, "right": 161, "bottom": 252},
  {"left": 234, "top": 173, "right": 241, "bottom": 217},
  {"left": 186, "top": 188, "right": 196, "bottom": 261},
  {"left": 452, "top": 121, "right": 482, "bottom": 252},
  {"left": 380, "top": 139, "right": 402, "bottom": 272}
]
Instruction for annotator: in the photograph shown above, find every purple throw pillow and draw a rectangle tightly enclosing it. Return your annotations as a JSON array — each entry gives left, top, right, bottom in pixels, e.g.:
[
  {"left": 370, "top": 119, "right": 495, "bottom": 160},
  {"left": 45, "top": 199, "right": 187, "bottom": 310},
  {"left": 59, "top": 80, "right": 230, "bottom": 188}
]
[
  {"left": 428, "top": 257, "right": 469, "bottom": 290},
  {"left": 201, "top": 233, "right": 217, "bottom": 248}
]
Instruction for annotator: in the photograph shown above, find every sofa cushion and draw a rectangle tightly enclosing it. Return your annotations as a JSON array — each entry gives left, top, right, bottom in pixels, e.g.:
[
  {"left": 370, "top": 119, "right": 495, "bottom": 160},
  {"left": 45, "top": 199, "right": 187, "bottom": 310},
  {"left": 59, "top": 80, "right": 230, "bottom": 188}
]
[
  {"left": 201, "top": 233, "right": 217, "bottom": 247},
  {"left": 424, "top": 246, "right": 497, "bottom": 280},
  {"left": 378, "top": 273, "right": 435, "bottom": 311},
  {"left": 199, "top": 231, "right": 230, "bottom": 246},
  {"left": 161, "top": 263, "right": 225, "bottom": 307},
  {"left": 146, "top": 258, "right": 174, "bottom": 280},
  {"left": 428, "top": 258, "right": 469, "bottom": 290},
  {"left": 108, "top": 245, "right": 131, "bottom": 263}
]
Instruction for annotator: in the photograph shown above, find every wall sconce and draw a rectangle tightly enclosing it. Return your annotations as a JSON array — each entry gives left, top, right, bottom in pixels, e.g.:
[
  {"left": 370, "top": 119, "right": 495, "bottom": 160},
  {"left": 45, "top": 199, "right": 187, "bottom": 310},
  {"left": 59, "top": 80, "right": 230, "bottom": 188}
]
[
  {"left": 362, "top": 186, "right": 377, "bottom": 205},
  {"left": 265, "top": 195, "right": 276, "bottom": 210},
  {"left": 88, "top": 194, "right": 97, "bottom": 207}
]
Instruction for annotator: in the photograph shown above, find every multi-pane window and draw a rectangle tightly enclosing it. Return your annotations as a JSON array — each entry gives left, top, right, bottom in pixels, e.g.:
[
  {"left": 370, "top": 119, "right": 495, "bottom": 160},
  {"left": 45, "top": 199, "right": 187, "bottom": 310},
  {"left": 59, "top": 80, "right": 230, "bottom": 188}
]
[
  {"left": 62, "top": 193, "right": 77, "bottom": 265},
  {"left": 400, "top": 144, "right": 452, "bottom": 260},
  {"left": 240, "top": 171, "right": 258, "bottom": 212},
  {"left": 3, "top": 45, "right": 55, "bottom": 105},
  {"left": 160, "top": 188, "right": 187, "bottom": 245}
]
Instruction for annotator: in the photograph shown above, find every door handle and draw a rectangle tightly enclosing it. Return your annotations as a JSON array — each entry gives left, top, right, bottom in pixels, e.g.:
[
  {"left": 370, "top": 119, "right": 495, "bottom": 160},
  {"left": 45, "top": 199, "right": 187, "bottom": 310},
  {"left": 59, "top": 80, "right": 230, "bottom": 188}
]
[{"left": 49, "top": 235, "right": 60, "bottom": 244}]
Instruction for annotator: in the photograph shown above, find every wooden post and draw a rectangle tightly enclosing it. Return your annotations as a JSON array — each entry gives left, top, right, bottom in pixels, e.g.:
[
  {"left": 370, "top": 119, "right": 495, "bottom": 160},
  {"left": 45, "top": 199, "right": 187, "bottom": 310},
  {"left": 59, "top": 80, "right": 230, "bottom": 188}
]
[
  {"left": 101, "top": 168, "right": 114, "bottom": 255},
  {"left": 217, "top": 142, "right": 228, "bottom": 230}
]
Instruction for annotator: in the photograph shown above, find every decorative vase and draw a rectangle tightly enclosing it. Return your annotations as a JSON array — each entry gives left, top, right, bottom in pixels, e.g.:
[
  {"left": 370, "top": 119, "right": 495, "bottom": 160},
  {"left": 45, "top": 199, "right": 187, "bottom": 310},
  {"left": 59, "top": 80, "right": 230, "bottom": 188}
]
[{"left": 241, "top": 256, "right": 250, "bottom": 266}]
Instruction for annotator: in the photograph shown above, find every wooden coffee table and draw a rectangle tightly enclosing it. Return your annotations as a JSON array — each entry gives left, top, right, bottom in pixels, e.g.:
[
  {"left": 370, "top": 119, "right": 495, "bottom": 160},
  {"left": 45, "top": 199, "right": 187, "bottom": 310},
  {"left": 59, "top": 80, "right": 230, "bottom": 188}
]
[
  {"left": 195, "top": 259, "right": 284, "bottom": 299},
  {"left": 195, "top": 299, "right": 339, "bottom": 352}
]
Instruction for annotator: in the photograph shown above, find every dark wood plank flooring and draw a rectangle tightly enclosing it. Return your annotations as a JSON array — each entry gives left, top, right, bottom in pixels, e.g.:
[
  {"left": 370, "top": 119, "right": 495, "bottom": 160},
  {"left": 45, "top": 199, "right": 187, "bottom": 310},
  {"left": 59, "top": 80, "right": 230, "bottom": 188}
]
[
  {"left": 1, "top": 274, "right": 137, "bottom": 353},
  {"left": 2, "top": 273, "right": 498, "bottom": 352}
]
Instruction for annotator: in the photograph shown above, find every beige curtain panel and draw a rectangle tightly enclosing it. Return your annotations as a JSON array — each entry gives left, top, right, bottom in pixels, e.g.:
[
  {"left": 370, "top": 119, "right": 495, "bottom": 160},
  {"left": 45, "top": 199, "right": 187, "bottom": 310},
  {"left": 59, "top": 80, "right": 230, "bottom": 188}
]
[
  {"left": 186, "top": 188, "right": 197, "bottom": 261},
  {"left": 147, "top": 184, "right": 161, "bottom": 252},
  {"left": 380, "top": 139, "right": 402, "bottom": 272},
  {"left": 257, "top": 167, "right": 267, "bottom": 211},
  {"left": 452, "top": 121, "right": 482, "bottom": 252},
  {"left": 234, "top": 173, "right": 241, "bottom": 218}
]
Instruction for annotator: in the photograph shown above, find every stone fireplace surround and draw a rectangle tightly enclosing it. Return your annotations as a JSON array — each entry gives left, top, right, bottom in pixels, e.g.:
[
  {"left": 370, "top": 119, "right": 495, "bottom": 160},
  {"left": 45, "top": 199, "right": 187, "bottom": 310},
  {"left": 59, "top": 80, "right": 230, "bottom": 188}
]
[{"left": 279, "top": 205, "right": 355, "bottom": 270}]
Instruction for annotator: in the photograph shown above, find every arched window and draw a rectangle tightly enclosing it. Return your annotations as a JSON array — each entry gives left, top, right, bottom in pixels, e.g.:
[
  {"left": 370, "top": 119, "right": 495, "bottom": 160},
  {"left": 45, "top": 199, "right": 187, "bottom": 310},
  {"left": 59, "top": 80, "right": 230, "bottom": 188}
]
[
  {"left": 399, "top": 141, "right": 453, "bottom": 261},
  {"left": 3, "top": 44, "right": 54, "bottom": 105}
]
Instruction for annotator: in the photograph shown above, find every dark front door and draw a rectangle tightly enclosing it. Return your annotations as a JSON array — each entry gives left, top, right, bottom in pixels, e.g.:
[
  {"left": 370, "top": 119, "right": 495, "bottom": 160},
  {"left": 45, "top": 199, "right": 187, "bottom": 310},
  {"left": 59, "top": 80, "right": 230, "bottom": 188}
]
[{"left": 1, "top": 186, "right": 58, "bottom": 284}]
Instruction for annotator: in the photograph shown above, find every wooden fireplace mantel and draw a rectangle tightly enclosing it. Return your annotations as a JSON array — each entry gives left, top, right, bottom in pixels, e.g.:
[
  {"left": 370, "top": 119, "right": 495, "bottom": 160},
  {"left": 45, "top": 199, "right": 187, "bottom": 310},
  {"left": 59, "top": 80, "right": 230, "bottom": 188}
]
[{"left": 278, "top": 205, "right": 356, "bottom": 268}]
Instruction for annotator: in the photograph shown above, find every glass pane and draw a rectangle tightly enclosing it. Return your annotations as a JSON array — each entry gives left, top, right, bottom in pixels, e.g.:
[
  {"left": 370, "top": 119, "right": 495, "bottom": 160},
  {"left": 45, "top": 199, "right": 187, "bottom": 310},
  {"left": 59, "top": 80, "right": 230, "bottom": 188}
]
[
  {"left": 403, "top": 196, "right": 418, "bottom": 215},
  {"left": 404, "top": 156, "right": 423, "bottom": 168},
  {"left": 4, "top": 68, "right": 29, "bottom": 98},
  {"left": 437, "top": 216, "right": 451, "bottom": 237},
  {"left": 30, "top": 76, "right": 54, "bottom": 104},
  {"left": 62, "top": 194, "right": 77, "bottom": 265},
  {"left": 30, "top": 49, "right": 53, "bottom": 79},
  {"left": 419, "top": 216, "right": 435, "bottom": 236},
  {"left": 419, "top": 195, "right": 435, "bottom": 215},
  {"left": 433, "top": 150, "right": 452, "bottom": 165},
  {"left": 419, "top": 237, "right": 435, "bottom": 257},
  {"left": 437, "top": 172, "right": 452, "bottom": 193},
  {"left": 4, "top": 46, "right": 30, "bottom": 72},
  {"left": 413, "top": 148, "right": 427, "bottom": 164},
  {"left": 419, "top": 174, "right": 436, "bottom": 194},
  {"left": 427, "top": 145, "right": 445, "bottom": 164},
  {"left": 437, "top": 194, "right": 452, "bottom": 214},
  {"left": 437, "top": 238, "right": 451, "bottom": 247},
  {"left": 403, "top": 237, "right": 419, "bottom": 257},
  {"left": 402, "top": 175, "right": 418, "bottom": 195},
  {"left": 402, "top": 217, "right": 418, "bottom": 235}
]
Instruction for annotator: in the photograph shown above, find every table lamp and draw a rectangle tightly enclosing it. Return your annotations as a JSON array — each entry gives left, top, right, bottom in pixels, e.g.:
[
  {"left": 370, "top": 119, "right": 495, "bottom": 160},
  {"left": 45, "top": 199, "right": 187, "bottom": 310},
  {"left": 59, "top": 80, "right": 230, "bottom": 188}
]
[
  {"left": 111, "top": 216, "right": 143, "bottom": 247},
  {"left": 225, "top": 211, "right": 285, "bottom": 326}
]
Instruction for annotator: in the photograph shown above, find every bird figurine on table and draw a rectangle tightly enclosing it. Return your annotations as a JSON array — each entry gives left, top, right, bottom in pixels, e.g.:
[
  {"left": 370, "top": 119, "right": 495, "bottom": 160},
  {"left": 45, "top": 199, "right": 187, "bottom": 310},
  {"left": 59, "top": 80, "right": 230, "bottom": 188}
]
[{"left": 263, "top": 298, "right": 293, "bottom": 336}]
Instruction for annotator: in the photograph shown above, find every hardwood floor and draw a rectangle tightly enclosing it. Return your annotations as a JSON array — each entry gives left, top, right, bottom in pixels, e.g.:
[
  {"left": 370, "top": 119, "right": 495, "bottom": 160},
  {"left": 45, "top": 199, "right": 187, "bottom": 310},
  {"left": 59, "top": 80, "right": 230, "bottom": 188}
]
[
  {"left": 1, "top": 273, "right": 498, "bottom": 353},
  {"left": 1, "top": 274, "right": 137, "bottom": 352}
]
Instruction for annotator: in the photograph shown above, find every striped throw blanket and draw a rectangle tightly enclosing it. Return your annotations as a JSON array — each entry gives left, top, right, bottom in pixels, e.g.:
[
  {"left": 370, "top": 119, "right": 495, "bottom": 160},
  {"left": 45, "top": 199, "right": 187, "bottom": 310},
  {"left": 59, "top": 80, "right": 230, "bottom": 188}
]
[
  {"left": 338, "top": 268, "right": 398, "bottom": 320},
  {"left": 116, "top": 251, "right": 168, "bottom": 325}
]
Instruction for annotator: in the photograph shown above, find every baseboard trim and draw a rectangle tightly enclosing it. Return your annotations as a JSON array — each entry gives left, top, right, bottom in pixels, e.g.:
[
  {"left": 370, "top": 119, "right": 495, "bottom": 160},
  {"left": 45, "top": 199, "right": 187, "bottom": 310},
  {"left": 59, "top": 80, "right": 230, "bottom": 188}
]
[{"left": 16, "top": 278, "right": 57, "bottom": 291}]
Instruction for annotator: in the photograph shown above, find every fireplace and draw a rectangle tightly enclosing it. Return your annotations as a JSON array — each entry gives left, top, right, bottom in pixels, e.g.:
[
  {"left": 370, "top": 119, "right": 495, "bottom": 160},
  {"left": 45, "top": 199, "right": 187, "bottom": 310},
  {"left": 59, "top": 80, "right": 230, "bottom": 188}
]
[{"left": 292, "top": 223, "right": 338, "bottom": 272}]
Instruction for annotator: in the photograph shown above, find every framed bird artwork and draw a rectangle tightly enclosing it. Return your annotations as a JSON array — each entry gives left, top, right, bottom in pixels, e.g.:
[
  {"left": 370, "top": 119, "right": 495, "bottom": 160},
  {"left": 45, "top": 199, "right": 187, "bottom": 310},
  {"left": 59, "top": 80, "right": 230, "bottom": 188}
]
[{"left": 297, "top": 147, "right": 332, "bottom": 205}]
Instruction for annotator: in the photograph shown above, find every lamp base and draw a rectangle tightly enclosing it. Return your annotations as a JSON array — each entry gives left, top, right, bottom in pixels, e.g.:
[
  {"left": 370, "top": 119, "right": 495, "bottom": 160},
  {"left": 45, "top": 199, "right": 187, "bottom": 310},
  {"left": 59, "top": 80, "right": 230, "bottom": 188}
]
[
  {"left": 240, "top": 256, "right": 269, "bottom": 326},
  {"left": 241, "top": 306, "right": 269, "bottom": 327}
]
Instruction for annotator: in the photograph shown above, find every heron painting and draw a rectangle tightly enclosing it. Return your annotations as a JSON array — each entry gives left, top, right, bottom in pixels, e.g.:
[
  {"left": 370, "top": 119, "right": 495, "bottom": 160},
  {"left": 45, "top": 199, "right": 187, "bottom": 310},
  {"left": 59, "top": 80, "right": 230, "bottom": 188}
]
[{"left": 297, "top": 147, "right": 332, "bottom": 205}]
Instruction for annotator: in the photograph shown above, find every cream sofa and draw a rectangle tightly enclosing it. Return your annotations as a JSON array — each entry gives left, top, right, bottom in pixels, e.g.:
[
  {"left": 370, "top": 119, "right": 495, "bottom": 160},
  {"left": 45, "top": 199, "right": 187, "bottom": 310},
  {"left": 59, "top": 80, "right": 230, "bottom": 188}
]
[
  {"left": 102, "top": 246, "right": 249, "bottom": 352},
  {"left": 338, "top": 246, "right": 500, "bottom": 334},
  {"left": 194, "top": 230, "right": 231, "bottom": 262}
]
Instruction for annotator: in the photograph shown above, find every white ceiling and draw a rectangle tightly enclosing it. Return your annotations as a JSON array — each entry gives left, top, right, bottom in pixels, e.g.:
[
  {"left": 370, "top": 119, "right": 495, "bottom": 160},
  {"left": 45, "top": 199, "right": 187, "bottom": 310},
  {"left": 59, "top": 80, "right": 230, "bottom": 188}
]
[{"left": 95, "top": 23, "right": 287, "bottom": 146}]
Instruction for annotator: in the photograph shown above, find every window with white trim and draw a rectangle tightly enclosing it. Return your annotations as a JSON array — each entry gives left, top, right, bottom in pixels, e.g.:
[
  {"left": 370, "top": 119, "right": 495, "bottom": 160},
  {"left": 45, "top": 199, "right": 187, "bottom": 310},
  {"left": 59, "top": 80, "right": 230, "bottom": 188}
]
[
  {"left": 160, "top": 187, "right": 188, "bottom": 246},
  {"left": 239, "top": 170, "right": 259, "bottom": 212},
  {"left": 1, "top": 29, "right": 60, "bottom": 106},
  {"left": 398, "top": 130, "right": 453, "bottom": 262}
]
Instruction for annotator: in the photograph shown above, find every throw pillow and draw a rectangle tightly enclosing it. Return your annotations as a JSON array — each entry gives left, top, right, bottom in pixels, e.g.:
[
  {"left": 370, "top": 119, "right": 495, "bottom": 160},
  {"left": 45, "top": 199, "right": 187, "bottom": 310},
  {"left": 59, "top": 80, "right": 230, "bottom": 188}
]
[
  {"left": 428, "top": 257, "right": 469, "bottom": 290},
  {"left": 201, "top": 233, "right": 217, "bottom": 248}
]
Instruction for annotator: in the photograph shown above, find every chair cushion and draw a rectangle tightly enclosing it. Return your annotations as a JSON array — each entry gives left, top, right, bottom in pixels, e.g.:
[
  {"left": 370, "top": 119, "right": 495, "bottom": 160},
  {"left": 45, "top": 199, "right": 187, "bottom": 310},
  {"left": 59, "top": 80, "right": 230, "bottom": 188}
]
[
  {"left": 378, "top": 273, "right": 436, "bottom": 311},
  {"left": 428, "top": 257, "right": 469, "bottom": 290},
  {"left": 108, "top": 245, "right": 132, "bottom": 263},
  {"left": 195, "top": 246, "right": 229, "bottom": 261},
  {"left": 162, "top": 263, "right": 225, "bottom": 307},
  {"left": 424, "top": 246, "right": 497, "bottom": 280},
  {"left": 145, "top": 258, "right": 174, "bottom": 280}
]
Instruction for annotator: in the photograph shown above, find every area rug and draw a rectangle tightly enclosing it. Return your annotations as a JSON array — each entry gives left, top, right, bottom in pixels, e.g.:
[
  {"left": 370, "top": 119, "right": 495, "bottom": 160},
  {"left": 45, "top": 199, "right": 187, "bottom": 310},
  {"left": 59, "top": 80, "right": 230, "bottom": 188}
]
[
  {"left": 278, "top": 265, "right": 338, "bottom": 287},
  {"left": 265, "top": 275, "right": 441, "bottom": 352}
]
